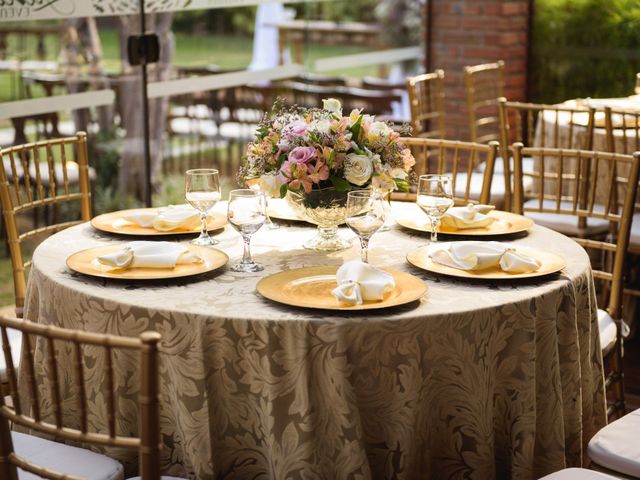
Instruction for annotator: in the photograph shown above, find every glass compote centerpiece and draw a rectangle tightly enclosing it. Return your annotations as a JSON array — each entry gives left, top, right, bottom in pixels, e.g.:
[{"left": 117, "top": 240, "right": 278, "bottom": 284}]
[{"left": 239, "top": 98, "right": 416, "bottom": 252}]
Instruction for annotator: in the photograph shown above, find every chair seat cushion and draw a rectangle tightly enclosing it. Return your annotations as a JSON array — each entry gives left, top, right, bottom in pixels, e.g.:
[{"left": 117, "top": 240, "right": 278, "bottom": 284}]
[
  {"left": 3, "top": 158, "right": 24, "bottom": 182},
  {"left": 0, "top": 328, "right": 22, "bottom": 383},
  {"left": 588, "top": 408, "right": 640, "bottom": 477},
  {"left": 451, "top": 171, "right": 505, "bottom": 205},
  {"left": 539, "top": 467, "right": 622, "bottom": 479},
  {"left": 476, "top": 155, "right": 536, "bottom": 175},
  {"left": 598, "top": 309, "right": 618, "bottom": 353},
  {"left": 629, "top": 212, "right": 640, "bottom": 251},
  {"left": 453, "top": 170, "right": 534, "bottom": 210},
  {"left": 12, "top": 431, "right": 124, "bottom": 480},
  {"left": 523, "top": 199, "right": 610, "bottom": 237},
  {"left": 28, "top": 161, "right": 96, "bottom": 185},
  {"left": 127, "top": 477, "right": 187, "bottom": 479}
]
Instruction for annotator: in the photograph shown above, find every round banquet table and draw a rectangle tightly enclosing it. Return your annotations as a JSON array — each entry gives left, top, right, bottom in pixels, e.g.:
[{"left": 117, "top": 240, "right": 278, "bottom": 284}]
[{"left": 20, "top": 203, "right": 606, "bottom": 479}]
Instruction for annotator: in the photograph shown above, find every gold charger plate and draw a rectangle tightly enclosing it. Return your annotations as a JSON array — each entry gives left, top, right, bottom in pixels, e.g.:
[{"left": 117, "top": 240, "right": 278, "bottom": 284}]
[
  {"left": 256, "top": 265, "right": 427, "bottom": 311},
  {"left": 66, "top": 244, "right": 228, "bottom": 280},
  {"left": 396, "top": 210, "right": 533, "bottom": 236},
  {"left": 91, "top": 208, "right": 227, "bottom": 236},
  {"left": 406, "top": 243, "right": 565, "bottom": 280},
  {"left": 267, "top": 198, "right": 306, "bottom": 222}
]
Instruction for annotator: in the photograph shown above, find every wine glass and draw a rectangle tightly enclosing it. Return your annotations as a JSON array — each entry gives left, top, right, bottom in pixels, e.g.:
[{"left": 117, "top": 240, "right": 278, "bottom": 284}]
[
  {"left": 345, "top": 190, "right": 386, "bottom": 263},
  {"left": 227, "top": 189, "right": 266, "bottom": 272},
  {"left": 373, "top": 187, "right": 394, "bottom": 232},
  {"left": 416, "top": 174, "right": 454, "bottom": 242},
  {"left": 185, "top": 169, "right": 221, "bottom": 246},
  {"left": 248, "top": 175, "right": 278, "bottom": 230}
]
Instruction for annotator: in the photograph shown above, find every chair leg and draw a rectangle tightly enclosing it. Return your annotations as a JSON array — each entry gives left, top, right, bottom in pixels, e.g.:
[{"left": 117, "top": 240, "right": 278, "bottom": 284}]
[{"left": 606, "top": 334, "right": 626, "bottom": 420}]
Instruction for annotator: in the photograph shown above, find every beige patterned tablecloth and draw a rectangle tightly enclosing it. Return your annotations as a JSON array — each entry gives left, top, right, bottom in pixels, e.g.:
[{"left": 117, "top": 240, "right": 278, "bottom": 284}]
[{"left": 21, "top": 203, "right": 606, "bottom": 479}]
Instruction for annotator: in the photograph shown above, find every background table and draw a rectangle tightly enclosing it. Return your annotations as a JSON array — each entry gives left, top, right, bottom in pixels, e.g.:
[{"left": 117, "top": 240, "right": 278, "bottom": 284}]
[{"left": 21, "top": 203, "right": 606, "bottom": 479}]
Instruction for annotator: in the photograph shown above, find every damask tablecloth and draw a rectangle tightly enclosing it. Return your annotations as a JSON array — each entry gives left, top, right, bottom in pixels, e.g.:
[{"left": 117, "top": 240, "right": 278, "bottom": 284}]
[{"left": 21, "top": 203, "right": 606, "bottom": 479}]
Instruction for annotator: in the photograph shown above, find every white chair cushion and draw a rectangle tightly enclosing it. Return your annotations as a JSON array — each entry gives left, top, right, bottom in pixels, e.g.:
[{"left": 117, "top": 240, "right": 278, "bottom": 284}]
[
  {"left": 0, "top": 328, "right": 22, "bottom": 383},
  {"left": 452, "top": 172, "right": 505, "bottom": 205},
  {"left": 12, "top": 431, "right": 124, "bottom": 480},
  {"left": 523, "top": 199, "right": 610, "bottom": 237},
  {"left": 127, "top": 477, "right": 187, "bottom": 479},
  {"left": 630, "top": 212, "right": 640, "bottom": 250},
  {"left": 28, "top": 161, "right": 96, "bottom": 185},
  {"left": 598, "top": 309, "right": 618, "bottom": 353},
  {"left": 476, "top": 155, "right": 536, "bottom": 175},
  {"left": 588, "top": 409, "right": 640, "bottom": 477},
  {"left": 3, "top": 158, "right": 24, "bottom": 182},
  {"left": 539, "top": 467, "right": 622, "bottom": 479}
]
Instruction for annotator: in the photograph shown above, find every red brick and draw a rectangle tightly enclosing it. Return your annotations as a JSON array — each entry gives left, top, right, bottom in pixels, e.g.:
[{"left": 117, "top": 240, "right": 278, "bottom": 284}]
[{"left": 427, "top": 0, "right": 530, "bottom": 140}]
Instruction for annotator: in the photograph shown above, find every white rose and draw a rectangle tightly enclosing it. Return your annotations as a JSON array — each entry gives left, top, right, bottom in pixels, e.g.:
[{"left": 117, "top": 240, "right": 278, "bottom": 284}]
[
  {"left": 369, "top": 152, "right": 383, "bottom": 173},
  {"left": 344, "top": 153, "right": 373, "bottom": 186},
  {"left": 311, "top": 118, "right": 332, "bottom": 135},
  {"left": 322, "top": 98, "right": 343, "bottom": 115},
  {"left": 389, "top": 167, "right": 408, "bottom": 180},
  {"left": 257, "top": 173, "right": 282, "bottom": 198},
  {"left": 368, "top": 121, "right": 391, "bottom": 140}
]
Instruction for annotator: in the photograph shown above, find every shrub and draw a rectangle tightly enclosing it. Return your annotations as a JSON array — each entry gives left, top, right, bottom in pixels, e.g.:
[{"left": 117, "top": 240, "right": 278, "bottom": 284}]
[{"left": 531, "top": 0, "right": 640, "bottom": 103}]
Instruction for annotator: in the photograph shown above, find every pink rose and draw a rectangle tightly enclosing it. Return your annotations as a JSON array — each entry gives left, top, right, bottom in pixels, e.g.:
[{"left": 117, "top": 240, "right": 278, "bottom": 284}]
[
  {"left": 288, "top": 146, "right": 317, "bottom": 164},
  {"left": 281, "top": 121, "right": 308, "bottom": 141}
]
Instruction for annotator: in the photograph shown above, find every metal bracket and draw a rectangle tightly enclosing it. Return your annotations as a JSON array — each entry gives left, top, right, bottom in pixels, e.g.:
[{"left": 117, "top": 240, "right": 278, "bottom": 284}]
[{"left": 127, "top": 33, "right": 160, "bottom": 66}]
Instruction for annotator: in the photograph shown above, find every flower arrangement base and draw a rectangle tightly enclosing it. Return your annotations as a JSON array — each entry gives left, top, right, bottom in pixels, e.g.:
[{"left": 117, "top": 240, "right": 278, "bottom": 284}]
[
  {"left": 303, "top": 226, "right": 352, "bottom": 252},
  {"left": 286, "top": 188, "right": 352, "bottom": 252}
]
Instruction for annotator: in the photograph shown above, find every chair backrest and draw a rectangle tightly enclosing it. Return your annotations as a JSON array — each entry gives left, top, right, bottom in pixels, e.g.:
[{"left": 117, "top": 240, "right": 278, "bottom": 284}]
[
  {"left": 397, "top": 137, "right": 499, "bottom": 205},
  {"left": 464, "top": 60, "right": 505, "bottom": 144},
  {"left": 512, "top": 144, "right": 640, "bottom": 319},
  {"left": 292, "top": 73, "right": 348, "bottom": 87},
  {"left": 498, "top": 99, "right": 596, "bottom": 211},
  {"left": 0, "top": 132, "right": 92, "bottom": 316},
  {"left": 406, "top": 70, "right": 446, "bottom": 139},
  {"left": 603, "top": 106, "right": 640, "bottom": 155},
  {"left": 0, "top": 316, "right": 162, "bottom": 480},
  {"left": 361, "top": 76, "right": 406, "bottom": 91},
  {"left": 635, "top": 73, "right": 640, "bottom": 95}
]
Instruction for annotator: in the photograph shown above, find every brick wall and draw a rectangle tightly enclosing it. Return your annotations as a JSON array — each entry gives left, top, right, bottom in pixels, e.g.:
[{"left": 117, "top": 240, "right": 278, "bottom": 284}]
[{"left": 426, "top": 0, "right": 530, "bottom": 141}]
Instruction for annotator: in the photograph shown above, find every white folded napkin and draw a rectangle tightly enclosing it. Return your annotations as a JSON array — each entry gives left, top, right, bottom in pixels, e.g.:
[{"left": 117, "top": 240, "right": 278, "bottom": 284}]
[
  {"left": 331, "top": 260, "right": 396, "bottom": 305},
  {"left": 119, "top": 205, "right": 201, "bottom": 231},
  {"left": 97, "top": 241, "right": 203, "bottom": 270},
  {"left": 152, "top": 205, "right": 201, "bottom": 232},
  {"left": 430, "top": 241, "right": 541, "bottom": 273},
  {"left": 440, "top": 203, "right": 496, "bottom": 230}
]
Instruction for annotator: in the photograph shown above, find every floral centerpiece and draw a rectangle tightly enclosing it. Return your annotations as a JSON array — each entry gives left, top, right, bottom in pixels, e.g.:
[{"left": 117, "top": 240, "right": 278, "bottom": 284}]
[{"left": 239, "top": 98, "right": 416, "bottom": 251}]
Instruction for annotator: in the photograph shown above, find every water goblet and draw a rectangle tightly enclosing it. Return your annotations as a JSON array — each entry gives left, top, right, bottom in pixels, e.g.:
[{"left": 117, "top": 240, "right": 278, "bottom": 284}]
[
  {"left": 227, "top": 189, "right": 266, "bottom": 272},
  {"left": 345, "top": 190, "right": 386, "bottom": 263},
  {"left": 248, "top": 175, "right": 279, "bottom": 230},
  {"left": 185, "top": 169, "right": 221, "bottom": 246},
  {"left": 416, "top": 174, "right": 454, "bottom": 242}
]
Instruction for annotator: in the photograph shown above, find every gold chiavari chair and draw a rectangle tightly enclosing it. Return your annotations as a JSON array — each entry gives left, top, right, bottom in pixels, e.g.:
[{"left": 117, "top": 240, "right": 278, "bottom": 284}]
[
  {"left": 394, "top": 137, "right": 499, "bottom": 206},
  {"left": 0, "top": 315, "right": 170, "bottom": 480},
  {"left": 512, "top": 144, "right": 640, "bottom": 418},
  {"left": 406, "top": 70, "right": 446, "bottom": 139},
  {"left": 0, "top": 132, "right": 92, "bottom": 318},
  {"left": 498, "top": 99, "right": 596, "bottom": 224},
  {"left": 602, "top": 106, "right": 640, "bottom": 329},
  {"left": 464, "top": 60, "right": 505, "bottom": 144}
]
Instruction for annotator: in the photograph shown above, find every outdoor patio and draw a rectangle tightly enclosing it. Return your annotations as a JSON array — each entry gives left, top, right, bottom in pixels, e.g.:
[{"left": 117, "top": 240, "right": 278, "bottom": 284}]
[{"left": 0, "top": 1, "right": 639, "bottom": 479}]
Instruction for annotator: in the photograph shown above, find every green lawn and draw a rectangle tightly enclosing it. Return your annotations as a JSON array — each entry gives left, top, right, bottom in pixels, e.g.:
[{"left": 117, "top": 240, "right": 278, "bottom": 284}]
[{"left": 0, "top": 29, "right": 379, "bottom": 103}]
